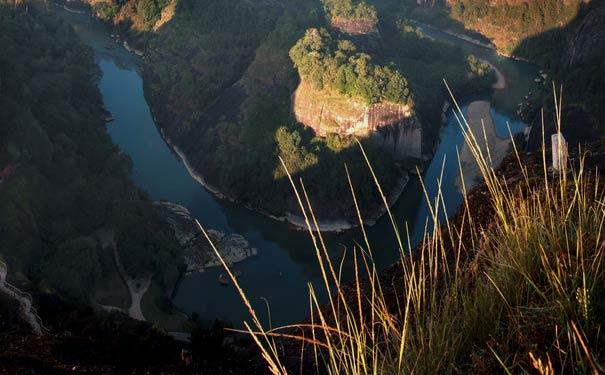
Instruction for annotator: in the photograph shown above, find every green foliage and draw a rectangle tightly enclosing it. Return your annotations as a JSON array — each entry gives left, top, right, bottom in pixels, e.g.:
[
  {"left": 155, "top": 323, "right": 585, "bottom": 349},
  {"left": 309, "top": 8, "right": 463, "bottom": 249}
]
[
  {"left": 395, "top": 19, "right": 425, "bottom": 39},
  {"left": 43, "top": 238, "right": 101, "bottom": 303},
  {"left": 143, "top": 0, "right": 495, "bottom": 221},
  {"left": 145, "top": 0, "right": 281, "bottom": 122},
  {"left": 466, "top": 54, "right": 488, "bottom": 77},
  {"left": 272, "top": 124, "right": 397, "bottom": 219},
  {"left": 0, "top": 5, "right": 182, "bottom": 302},
  {"left": 448, "top": 0, "right": 582, "bottom": 37},
  {"left": 322, "top": 0, "right": 378, "bottom": 22},
  {"left": 137, "top": 0, "right": 161, "bottom": 27},
  {"left": 290, "top": 28, "right": 413, "bottom": 105},
  {"left": 92, "top": 2, "right": 120, "bottom": 21},
  {"left": 274, "top": 126, "right": 319, "bottom": 180}
]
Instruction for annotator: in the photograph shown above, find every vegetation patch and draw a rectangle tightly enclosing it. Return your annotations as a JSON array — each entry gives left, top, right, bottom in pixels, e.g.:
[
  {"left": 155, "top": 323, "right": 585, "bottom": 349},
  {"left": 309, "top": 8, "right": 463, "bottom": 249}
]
[
  {"left": 290, "top": 28, "right": 413, "bottom": 106},
  {"left": 0, "top": 4, "right": 182, "bottom": 308},
  {"left": 322, "top": 0, "right": 377, "bottom": 24}
]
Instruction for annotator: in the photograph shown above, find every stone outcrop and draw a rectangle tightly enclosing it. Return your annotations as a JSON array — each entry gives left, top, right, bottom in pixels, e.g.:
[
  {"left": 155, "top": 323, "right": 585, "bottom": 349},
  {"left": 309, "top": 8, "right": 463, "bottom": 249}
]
[
  {"left": 156, "top": 201, "right": 257, "bottom": 273},
  {"left": 330, "top": 16, "right": 378, "bottom": 35},
  {"left": 293, "top": 80, "right": 422, "bottom": 160},
  {"left": 0, "top": 259, "right": 47, "bottom": 335}
]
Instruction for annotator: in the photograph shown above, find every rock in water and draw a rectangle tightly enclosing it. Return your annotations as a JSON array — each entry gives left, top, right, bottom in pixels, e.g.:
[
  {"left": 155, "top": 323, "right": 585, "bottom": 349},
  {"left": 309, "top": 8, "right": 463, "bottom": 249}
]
[{"left": 155, "top": 201, "right": 257, "bottom": 273}]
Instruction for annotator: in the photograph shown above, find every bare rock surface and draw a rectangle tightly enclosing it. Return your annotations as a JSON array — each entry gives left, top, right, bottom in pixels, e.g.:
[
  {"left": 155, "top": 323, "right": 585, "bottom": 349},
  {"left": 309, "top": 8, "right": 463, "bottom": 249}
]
[
  {"left": 156, "top": 201, "right": 257, "bottom": 273},
  {"left": 293, "top": 80, "right": 423, "bottom": 160}
]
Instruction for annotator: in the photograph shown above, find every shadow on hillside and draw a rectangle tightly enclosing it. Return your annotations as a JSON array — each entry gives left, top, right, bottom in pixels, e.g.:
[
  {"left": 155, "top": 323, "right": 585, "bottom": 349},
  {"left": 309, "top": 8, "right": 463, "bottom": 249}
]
[{"left": 512, "top": 0, "right": 605, "bottom": 151}]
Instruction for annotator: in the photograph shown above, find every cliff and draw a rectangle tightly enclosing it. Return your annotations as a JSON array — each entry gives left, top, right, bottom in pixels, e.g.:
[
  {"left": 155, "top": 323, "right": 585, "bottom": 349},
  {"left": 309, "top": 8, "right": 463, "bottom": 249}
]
[
  {"left": 293, "top": 80, "right": 422, "bottom": 160},
  {"left": 330, "top": 16, "right": 378, "bottom": 35}
]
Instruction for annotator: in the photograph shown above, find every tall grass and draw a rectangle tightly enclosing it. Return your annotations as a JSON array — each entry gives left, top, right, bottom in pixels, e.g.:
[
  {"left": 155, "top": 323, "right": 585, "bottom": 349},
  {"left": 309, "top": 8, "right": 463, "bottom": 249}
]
[{"left": 199, "top": 87, "right": 605, "bottom": 374}]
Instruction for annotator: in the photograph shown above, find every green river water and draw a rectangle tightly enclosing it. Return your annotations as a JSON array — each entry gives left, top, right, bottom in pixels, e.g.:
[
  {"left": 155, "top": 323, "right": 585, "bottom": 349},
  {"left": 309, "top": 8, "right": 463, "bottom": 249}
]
[{"left": 58, "top": 8, "right": 539, "bottom": 328}]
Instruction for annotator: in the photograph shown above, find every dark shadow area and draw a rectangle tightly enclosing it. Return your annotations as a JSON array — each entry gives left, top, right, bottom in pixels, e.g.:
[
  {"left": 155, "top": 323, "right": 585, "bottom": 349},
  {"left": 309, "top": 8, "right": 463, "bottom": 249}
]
[{"left": 514, "top": 0, "right": 605, "bottom": 151}]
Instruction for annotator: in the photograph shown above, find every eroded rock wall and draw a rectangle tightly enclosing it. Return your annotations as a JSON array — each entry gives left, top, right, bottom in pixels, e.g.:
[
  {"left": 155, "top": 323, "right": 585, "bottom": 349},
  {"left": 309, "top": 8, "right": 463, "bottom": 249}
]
[
  {"left": 293, "top": 80, "right": 422, "bottom": 160},
  {"left": 330, "top": 16, "right": 379, "bottom": 35}
]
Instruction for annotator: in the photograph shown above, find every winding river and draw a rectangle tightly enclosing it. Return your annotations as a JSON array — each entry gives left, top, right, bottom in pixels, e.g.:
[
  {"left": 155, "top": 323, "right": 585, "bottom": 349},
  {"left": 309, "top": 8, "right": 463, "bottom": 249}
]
[{"left": 57, "top": 8, "right": 538, "bottom": 328}]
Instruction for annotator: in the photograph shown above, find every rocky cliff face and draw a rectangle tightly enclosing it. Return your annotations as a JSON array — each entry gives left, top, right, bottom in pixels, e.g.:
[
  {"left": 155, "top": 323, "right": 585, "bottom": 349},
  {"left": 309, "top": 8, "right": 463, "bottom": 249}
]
[
  {"left": 293, "top": 80, "right": 422, "bottom": 160},
  {"left": 330, "top": 16, "right": 379, "bottom": 35}
]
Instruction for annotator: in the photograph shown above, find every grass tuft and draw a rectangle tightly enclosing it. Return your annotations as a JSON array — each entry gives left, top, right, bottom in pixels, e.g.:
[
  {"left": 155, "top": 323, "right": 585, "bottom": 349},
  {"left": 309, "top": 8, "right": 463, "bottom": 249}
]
[{"left": 201, "top": 87, "right": 605, "bottom": 374}]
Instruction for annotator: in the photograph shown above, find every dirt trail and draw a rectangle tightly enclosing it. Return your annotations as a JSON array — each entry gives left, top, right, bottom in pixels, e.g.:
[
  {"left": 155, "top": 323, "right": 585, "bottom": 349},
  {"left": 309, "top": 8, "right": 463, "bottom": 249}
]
[{"left": 98, "top": 229, "right": 151, "bottom": 321}]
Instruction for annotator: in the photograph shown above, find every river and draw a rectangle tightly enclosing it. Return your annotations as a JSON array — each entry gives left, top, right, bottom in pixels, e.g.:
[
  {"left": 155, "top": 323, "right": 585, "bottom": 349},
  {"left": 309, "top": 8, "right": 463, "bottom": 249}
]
[{"left": 56, "top": 8, "right": 538, "bottom": 328}]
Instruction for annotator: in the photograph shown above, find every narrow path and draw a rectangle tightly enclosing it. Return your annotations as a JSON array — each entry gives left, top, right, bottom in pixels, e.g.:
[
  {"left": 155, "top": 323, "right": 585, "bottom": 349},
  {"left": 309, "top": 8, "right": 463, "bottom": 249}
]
[
  {"left": 125, "top": 271, "right": 151, "bottom": 321},
  {"left": 98, "top": 229, "right": 151, "bottom": 321}
]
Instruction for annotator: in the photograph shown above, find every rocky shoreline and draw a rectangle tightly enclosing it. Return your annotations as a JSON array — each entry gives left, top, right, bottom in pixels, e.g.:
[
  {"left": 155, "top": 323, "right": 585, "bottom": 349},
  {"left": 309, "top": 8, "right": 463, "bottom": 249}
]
[
  {"left": 158, "top": 126, "right": 418, "bottom": 233},
  {"left": 156, "top": 201, "right": 257, "bottom": 274}
]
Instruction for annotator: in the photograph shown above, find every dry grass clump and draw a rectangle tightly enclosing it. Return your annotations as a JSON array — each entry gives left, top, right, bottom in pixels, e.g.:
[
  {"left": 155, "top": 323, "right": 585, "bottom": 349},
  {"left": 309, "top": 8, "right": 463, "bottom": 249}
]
[{"left": 200, "top": 86, "right": 605, "bottom": 374}]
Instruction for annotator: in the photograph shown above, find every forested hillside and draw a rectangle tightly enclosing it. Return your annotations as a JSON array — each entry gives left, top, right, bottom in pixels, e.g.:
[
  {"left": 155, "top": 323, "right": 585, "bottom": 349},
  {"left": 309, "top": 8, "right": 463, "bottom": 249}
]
[
  {"left": 396, "top": 0, "right": 585, "bottom": 54},
  {"left": 290, "top": 28, "right": 412, "bottom": 106},
  {"left": 60, "top": 0, "right": 494, "bottom": 222},
  {"left": 322, "top": 0, "right": 377, "bottom": 22},
  {"left": 0, "top": 3, "right": 182, "bottom": 306},
  {"left": 390, "top": 0, "right": 605, "bottom": 132},
  {"left": 442, "top": 0, "right": 605, "bottom": 129},
  {"left": 141, "top": 0, "right": 403, "bottom": 221},
  {"left": 514, "top": 0, "right": 605, "bottom": 127},
  {"left": 447, "top": 0, "right": 584, "bottom": 54},
  {"left": 141, "top": 0, "right": 495, "bottom": 221}
]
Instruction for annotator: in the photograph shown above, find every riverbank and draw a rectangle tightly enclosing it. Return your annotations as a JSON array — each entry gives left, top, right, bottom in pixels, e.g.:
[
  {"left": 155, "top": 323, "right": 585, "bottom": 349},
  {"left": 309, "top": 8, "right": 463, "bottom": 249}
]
[
  {"left": 409, "top": 19, "right": 496, "bottom": 50},
  {"left": 455, "top": 100, "right": 511, "bottom": 192},
  {"left": 409, "top": 19, "right": 531, "bottom": 63},
  {"left": 480, "top": 59, "right": 506, "bottom": 89},
  {"left": 161, "top": 129, "right": 413, "bottom": 233},
  {"left": 156, "top": 201, "right": 258, "bottom": 273}
]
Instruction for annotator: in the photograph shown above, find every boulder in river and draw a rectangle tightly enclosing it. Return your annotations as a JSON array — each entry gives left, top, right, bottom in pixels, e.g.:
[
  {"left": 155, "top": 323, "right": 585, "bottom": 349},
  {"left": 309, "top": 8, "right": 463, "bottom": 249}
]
[{"left": 155, "top": 201, "right": 257, "bottom": 273}]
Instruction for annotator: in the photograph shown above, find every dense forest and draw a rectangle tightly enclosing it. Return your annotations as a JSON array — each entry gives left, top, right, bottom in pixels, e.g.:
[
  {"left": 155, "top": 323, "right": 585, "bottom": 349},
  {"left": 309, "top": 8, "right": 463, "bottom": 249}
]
[
  {"left": 0, "top": 4, "right": 182, "bottom": 305},
  {"left": 398, "top": 0, "right": 584, "bottom": 53},
  {"left": 448, "top": 0, "right": 581, "bottom": 40},
  {"left": 141, "top": 0, "right": 401, "bottom": 220},
  {"left": 290, "top": 28, "right": 413, "bottom": 105},
  {"left": 60, "top": 0, "right": 496, "bottom": 221},
  {"left": 142, "top": 0, "right": 495, "bottom": 220}
]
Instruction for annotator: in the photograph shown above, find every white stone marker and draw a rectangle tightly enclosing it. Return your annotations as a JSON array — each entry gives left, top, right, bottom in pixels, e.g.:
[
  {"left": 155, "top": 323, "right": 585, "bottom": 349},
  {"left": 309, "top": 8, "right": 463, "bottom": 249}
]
[{"left": 551, "top": 132, "right": 568, "bottom": 173}]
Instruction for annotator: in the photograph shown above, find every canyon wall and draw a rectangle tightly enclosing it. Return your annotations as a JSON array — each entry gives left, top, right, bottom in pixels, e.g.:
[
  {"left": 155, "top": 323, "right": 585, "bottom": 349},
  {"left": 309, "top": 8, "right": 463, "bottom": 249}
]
[{"left": 293, "top": 80, "right": 422, "bottom": 160}]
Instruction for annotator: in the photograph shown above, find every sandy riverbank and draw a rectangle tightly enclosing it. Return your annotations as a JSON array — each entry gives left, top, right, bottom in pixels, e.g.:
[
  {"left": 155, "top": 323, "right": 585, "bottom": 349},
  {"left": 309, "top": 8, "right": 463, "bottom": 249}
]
[
  {"left": 455, "top": 101, "right": 511, "bottom": 193},
  {"left": 480, "top": 59, "right": 506, "bottom": 89}
]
